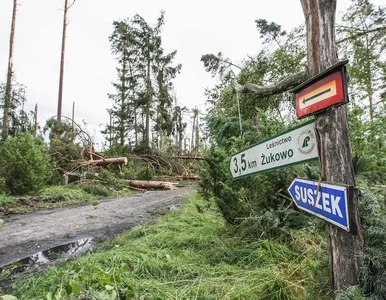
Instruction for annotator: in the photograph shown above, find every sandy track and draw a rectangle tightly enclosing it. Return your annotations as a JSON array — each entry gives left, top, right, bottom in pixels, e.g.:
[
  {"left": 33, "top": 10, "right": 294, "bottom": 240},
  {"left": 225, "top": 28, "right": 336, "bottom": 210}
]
[{"left": 0, "top": 187, "right": 195, "bottom": 267}]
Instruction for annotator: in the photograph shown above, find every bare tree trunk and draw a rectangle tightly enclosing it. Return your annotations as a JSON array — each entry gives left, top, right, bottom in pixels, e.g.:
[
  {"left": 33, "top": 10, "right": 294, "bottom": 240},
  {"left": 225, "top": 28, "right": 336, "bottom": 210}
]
[
  {"left": 145, "top": 59, "right": 151, "bottom": 148},
  {"left": 365, "top": 35, "right": 373, "bottom": 121},
  {"left": 301, "top": 0, "right": 363, "bottom": 292},
  {"left": 191, "top": 112, "right": 196, "bottom": 153},
  {"left": 128, "top": 180, "right": 177, "bottom": 190},
  {"left": 79, "top": 157, "right": 128, "bottom": 166},
  {"left": 57, "top": 0, "right": 76, "bottom": 122},
  {"left": 134, "top": 107, "right": 138, "bottom": 146},
  {"left": 109, "top": 110, "right": 112, "bottom": 147},
  {"left": 57, "top": 0, "right": 68, "bottom": 122},
  {"left": 2, "top": 0, "right": 17, "bottom": 140},
  {"left": 120, "top": 40, "right": 127, "bottom": 146},
  {"left": 195, "top": 121, "right": 199, "bottom": 152},
  {"left": 34, "top": 103, "right": 38, "bottom": 137},
  {"left": 71, "top": 101, "right": 75, "bottom": 131}
]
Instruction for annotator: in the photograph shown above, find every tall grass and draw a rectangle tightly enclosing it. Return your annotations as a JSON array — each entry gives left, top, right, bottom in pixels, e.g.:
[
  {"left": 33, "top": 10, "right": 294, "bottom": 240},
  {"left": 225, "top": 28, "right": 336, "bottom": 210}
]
[
  {"left": 40, "top": 186, "right": 97, "bottom": 203},
  {"left": 9, "top": 195, "right": 329, "bottom": 299},
  {"left": 0, "top": 194, "right": 16, "bottom": 207}
]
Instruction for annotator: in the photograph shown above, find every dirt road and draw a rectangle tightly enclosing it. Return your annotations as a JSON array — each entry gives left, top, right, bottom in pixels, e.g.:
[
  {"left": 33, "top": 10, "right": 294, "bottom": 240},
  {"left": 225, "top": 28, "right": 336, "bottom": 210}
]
[{"left": 0, "top": 186, "right": 195, "bottom": 267}]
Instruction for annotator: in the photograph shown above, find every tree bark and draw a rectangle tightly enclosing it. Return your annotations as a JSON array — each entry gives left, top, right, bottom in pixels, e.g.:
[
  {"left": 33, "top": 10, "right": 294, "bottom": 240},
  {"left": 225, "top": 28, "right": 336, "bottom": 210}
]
[
  {"left": 2, "top": 0, "right": 17, "bottom": 140},
  {"left": 301, "top": 0, "right": 363, "bottom": 292},
  {"left": 57, "top": 0, "right": 68, "bottom": 122},
  {"left": 145, "top": 58, "right": 151, "bottom": 148},
  {"left": 34, "top": 103, "right": 38, "bottom": 137},
  {"left": 57, "top": 0, "right": 75, "bottom": 122},
  {"left": 120, "top": 39, "right": 128, "bottom": 146},
  {"left": 191, "top": 109, "right": 196, "bottom": 152}
]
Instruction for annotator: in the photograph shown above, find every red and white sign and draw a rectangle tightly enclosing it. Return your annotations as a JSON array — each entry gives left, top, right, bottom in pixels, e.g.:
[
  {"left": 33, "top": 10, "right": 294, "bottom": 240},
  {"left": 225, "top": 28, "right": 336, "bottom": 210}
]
[{"left": 295, "top": 70, "right": 345, "bottom": 119}]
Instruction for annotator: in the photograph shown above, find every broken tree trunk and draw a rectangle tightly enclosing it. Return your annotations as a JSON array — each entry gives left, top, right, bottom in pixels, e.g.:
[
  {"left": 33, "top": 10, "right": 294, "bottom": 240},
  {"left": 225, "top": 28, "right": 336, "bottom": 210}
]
[
  {"left": 79, "top": 157, "right": 128, "bottom": 166},
  {"left": 128, "top": 180, "right": 178, "bottom": 190},
  {"left": 175, "top": 174, "right": 201, "bottom": 180}
]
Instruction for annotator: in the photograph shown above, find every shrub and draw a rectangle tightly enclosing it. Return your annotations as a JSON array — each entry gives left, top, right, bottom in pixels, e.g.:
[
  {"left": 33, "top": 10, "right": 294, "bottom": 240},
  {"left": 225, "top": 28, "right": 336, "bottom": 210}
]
[
  {"left": 98, "top": 169, "right": 127, "bottom": 190},
  {"left": 40, "top": 186, "right": 96, "bottom": 202},
  {"left": 0, "top": 133, "right": 52, "bottom": 195},
  {"left": 358, "top": 190, "right": 386, "bottom": 299}
]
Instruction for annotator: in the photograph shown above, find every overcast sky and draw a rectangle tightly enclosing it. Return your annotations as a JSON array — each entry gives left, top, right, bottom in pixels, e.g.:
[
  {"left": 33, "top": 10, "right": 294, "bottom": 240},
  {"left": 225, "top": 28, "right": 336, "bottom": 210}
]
[{"left": 0, "top": 0, "right": 360, "bottom": 148}]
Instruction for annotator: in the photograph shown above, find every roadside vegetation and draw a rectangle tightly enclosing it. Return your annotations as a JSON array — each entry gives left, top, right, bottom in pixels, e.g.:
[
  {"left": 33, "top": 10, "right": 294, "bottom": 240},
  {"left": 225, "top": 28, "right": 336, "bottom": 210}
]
[
  {"left": 1, "top": 0, "right": 386, "bottom": 299},
  {"left": 4, "top": 194, "right": 331, "bottom": 299}
]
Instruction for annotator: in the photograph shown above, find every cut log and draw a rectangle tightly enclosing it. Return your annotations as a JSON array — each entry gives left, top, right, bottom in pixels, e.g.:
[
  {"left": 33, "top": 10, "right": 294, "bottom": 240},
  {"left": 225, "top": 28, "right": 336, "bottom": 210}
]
[
  {"left": 176, "top": 174, "right": 201, "bottom": 180},
  {"left": 127, "top": 180, "right": 178, "bottom": 190},
  {"left": 128, "top": 186, "right": 147, "bottom": 192},
  {"left": 168, "top": 155, "right": 204, "bottom": 160},
  {"left": 79, "top": 157, "right": 128, "bottom": 166}
]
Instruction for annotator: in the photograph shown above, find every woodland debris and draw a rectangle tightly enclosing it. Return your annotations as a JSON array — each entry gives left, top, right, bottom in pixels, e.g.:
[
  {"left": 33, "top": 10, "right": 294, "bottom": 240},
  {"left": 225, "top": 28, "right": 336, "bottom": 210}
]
[
  {"left": 128, "top": 186, "right": 147, "bottom": 192},
  {"left": 78, "top": 157, "right": 128, "bottom": 167},
  {"left": 168, "top": 155, "right": 204, "bottom": 160},
  {"left": 176, "top": 174, "right": 201, "bottom": 180},
  {"left": 127, "top": 180, "right": 178, "bottom": 191}
]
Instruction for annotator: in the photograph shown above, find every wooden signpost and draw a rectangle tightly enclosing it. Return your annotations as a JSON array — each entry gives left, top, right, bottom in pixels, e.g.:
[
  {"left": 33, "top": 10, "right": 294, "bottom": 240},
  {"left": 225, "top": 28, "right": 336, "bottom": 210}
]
[
  {"left": 230, "top": 0, "right": 363, "bottom": 292},
  {"left": 229, "top": 121, "right": 318, "bottom": 179}
]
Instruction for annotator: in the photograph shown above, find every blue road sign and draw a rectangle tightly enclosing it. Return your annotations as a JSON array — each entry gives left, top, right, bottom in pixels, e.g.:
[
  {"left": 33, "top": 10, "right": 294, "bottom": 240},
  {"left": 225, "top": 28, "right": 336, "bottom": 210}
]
[{"left": 288, "top": 178, "right": 350, "bottom": 232}]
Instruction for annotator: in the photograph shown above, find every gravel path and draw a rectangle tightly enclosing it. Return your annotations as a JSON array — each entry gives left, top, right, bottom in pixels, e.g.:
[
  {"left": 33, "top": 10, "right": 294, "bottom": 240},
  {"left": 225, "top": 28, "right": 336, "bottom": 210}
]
[{"left": 0, "top": 187, "right": 195, "bottom": 267}]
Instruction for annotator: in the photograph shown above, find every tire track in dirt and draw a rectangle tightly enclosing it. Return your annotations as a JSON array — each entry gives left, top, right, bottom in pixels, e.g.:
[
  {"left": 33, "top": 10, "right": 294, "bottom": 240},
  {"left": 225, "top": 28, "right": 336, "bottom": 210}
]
[{"left": 0, "top": 187, "right": 196, "bottom": 267}]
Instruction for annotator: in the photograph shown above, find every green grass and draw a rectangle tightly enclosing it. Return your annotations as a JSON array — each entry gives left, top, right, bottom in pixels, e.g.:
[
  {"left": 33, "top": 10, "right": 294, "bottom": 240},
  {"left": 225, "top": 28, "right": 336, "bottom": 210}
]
[
  {"left": 0, "top": 194, "right": 16, "bottom": 207},
  {"left": 0, "top": 194, "right": 18, "bottom": 216},
  {"left": 0, "top": 185, "right": 123, "bottom": 215},
  {"left": 6, "top": 195, "right": 330, "bottom": 300},
  {"left": 40, "top": 186, "right": 97, "bottom": 203}
]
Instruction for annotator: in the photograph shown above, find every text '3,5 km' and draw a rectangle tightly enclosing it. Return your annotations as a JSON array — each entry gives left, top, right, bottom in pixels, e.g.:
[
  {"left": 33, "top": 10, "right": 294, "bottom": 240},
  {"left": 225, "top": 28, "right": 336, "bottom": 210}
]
[{"left": 229, "top": 120, "right": 319, "bottom": 179}]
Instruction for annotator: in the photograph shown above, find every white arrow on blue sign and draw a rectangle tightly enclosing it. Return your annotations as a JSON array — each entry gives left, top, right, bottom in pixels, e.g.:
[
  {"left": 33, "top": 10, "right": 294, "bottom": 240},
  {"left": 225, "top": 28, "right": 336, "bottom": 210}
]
[{"left": 288, "top": 178, "right": 350, "bottom": 232}]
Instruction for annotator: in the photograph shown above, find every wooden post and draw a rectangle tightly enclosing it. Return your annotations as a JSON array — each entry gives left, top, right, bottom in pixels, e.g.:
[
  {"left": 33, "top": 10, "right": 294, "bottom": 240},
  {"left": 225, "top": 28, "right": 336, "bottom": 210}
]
[{"left": 301, "top": 0, "right": 363, "bottom": 291}]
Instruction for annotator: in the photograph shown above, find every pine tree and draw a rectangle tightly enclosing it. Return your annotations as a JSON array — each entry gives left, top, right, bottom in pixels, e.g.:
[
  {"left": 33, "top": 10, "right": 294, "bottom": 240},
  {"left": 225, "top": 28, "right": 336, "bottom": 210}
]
[
  {"left": 153, "top": 50, "right": 181, "bottom": 151},
  {"left": 106, "top": 12, "right": 180, "bottom": 152},
  {"left": 131, "top": 12, "right": 165, "bottom": 149},
  {"left": 108, "top": 20, "right": 136, "bottom": 147},
  {"left": 172, "top": 105, "right": 187, "bottom": 153},
  {"left": 338, "top": 0, "right": 386, "bottom": 121}
]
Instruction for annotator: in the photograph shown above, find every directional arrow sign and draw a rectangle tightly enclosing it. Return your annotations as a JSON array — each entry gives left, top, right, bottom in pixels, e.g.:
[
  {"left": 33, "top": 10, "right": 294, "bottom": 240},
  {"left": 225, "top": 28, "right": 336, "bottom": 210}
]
[
  {"left": 288, "top": 178, "right": 350, "bottom": 231},
  {"left": 291, "top": 61, "right": 349, "bottom": 119},
  {"left": 229, "top": 121, "right": 318, "bottom": 179}
]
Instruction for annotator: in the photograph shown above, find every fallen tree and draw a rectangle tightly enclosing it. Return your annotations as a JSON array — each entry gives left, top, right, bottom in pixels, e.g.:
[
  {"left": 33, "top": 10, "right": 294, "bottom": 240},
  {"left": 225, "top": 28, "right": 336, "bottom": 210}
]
[
  {"left": 176, "top": 174, "right": 201, "bottom": 180},
  {"left": 78, "top": 157, "right": 128, "bottom": 167},
  {"left": 127, "top": 180, "right": 178, "bottom": 191}
]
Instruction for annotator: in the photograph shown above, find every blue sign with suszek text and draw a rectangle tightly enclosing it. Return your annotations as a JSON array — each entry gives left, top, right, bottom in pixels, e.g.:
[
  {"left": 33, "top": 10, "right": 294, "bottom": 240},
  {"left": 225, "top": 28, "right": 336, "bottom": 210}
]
[{"left": 288, "top": 178, "right": 350, "bottom": 231}]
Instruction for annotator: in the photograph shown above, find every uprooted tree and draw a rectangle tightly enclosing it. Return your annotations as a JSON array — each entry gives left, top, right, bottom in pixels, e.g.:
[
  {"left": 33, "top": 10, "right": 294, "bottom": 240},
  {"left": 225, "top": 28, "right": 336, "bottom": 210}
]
[{"left": 231, "top": 0, "right": 363, "bottom": 292}]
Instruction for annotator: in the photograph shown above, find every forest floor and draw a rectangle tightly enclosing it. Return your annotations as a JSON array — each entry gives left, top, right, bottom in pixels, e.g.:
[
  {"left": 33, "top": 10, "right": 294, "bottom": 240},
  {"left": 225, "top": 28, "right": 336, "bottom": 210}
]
[{"left": 0, "top": 186, "right": 196, "bottom": 268}]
